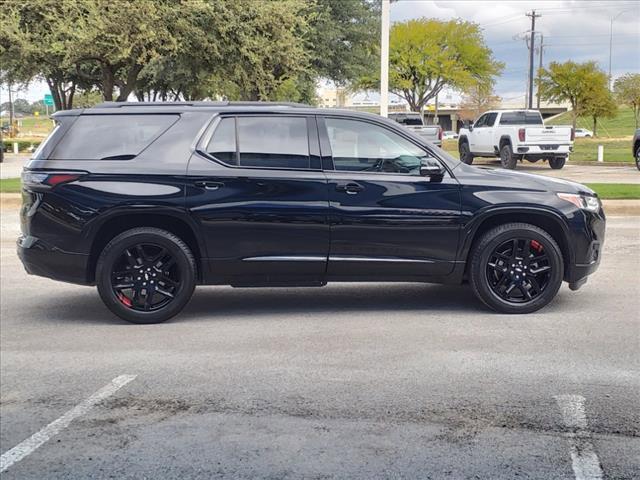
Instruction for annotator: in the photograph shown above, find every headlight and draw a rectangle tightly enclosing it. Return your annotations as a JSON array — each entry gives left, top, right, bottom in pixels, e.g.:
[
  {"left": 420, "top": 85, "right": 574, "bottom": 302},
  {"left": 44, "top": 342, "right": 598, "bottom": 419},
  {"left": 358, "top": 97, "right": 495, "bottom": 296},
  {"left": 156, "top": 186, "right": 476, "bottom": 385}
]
[{"left": 557, "top": 193, "right": 601, "bottom": 212}]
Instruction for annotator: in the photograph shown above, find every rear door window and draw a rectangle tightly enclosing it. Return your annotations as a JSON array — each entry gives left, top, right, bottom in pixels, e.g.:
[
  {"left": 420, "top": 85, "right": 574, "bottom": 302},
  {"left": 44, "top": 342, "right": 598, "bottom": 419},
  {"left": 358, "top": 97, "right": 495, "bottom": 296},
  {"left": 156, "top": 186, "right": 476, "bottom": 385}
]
[
  {"left": 51, "top": 114, "right": 178, "bottom": 160},
  {"left": 237, "top": 116, "right": 310, "bottom": 169},
  {"left": 205, "top": 117, "right": 237, "bottom": 165}
]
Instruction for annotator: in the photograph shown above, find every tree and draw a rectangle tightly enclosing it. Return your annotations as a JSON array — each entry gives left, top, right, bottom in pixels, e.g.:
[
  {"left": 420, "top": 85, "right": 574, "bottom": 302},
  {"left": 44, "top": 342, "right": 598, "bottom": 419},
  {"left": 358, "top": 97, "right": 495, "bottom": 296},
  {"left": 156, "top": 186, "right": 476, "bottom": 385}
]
[
  {"left": 307, "top": 0, "right": 380, "bottom": 86},
  {"left": 0, "top": 1, "right": 87, "bottom": 110},
  {"left": 359, "top": 18, "right": 503, "bottom": 112},
  {"left": 582, "top": 86, "right": 617, "bottom": 136},
  {"left": 537, "top": 61, "right": 608, "bottom": 130},
  {"left": 458, "top": 82, "right": 501, "bottom": 121},
  {"left": 614, "top": 73, "right": 640, "bottom": 128}
]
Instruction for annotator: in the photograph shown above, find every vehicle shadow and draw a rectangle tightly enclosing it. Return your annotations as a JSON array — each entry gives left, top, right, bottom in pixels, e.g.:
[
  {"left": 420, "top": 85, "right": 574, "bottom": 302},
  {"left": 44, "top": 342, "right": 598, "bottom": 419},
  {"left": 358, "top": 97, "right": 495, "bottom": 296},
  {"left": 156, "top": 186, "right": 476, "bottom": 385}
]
[{"left": 31, "top": 283, "right": 485, "bottom": 325}]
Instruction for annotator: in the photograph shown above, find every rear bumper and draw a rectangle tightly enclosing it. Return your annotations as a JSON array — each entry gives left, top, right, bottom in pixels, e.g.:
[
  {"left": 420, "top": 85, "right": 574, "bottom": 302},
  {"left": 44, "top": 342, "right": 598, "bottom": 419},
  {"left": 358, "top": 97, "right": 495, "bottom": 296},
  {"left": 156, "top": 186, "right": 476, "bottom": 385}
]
[
  {"left": 516, "top": 144, "right": 572, "bottom": 156},
  {"left": 17, "top": 235, "right": 91, "bottom": 285}
]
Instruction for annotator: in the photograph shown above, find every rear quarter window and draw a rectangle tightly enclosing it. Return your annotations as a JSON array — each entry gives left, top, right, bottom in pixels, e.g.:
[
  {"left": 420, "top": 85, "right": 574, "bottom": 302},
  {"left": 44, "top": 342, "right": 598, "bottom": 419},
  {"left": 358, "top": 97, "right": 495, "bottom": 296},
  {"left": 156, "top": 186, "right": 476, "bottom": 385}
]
[{"left": 50, "top": 114, "right": 178, "bottom": 160}]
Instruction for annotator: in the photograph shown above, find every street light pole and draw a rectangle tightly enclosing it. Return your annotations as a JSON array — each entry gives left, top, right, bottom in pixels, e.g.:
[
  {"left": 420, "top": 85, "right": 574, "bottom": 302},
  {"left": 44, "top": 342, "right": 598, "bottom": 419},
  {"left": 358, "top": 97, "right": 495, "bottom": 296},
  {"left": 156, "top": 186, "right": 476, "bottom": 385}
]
[
  {"left": 380, "top": 0, "right": 390, "bottom": 117},
  {"left": 609, "top": 9, "right": 633, "bottom": 91}
]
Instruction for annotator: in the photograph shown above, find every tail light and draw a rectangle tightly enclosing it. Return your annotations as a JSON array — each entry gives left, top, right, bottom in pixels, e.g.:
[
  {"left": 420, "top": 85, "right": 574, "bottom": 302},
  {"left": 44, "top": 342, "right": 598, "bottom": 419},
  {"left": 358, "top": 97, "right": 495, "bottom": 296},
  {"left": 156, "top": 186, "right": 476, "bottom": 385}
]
[
  {"left": 518, "top": 128, "right": 526, "bottom": 142},
  {"left": 570, "top": 128, "right": 575, "bottom": 141},
  {"left": 22, "top": 170, "right": 85, "bottom": 192},
  {"left": 438, "top": 127, "right": 443, "bottom": 141}
]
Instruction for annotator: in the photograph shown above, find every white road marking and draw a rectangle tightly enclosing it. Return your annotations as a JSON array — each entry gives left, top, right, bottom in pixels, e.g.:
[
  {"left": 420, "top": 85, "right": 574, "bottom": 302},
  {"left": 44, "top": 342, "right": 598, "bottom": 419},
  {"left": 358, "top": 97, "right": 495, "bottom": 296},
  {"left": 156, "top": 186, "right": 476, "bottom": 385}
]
[
  {"left": 555, "top": 394, "right": 604, "bottom": 480},
  {"left": 0, "top": 374, "right": 136, "bottom": 473}
]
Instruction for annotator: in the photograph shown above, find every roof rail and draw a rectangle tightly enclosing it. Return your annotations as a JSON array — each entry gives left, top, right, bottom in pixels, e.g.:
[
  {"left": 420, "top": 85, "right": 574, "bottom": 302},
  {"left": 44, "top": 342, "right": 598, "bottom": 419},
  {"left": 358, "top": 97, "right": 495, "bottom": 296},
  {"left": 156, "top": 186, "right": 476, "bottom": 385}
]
[{"left": 93, "top": 101, "right": 310, "bottom": 109}]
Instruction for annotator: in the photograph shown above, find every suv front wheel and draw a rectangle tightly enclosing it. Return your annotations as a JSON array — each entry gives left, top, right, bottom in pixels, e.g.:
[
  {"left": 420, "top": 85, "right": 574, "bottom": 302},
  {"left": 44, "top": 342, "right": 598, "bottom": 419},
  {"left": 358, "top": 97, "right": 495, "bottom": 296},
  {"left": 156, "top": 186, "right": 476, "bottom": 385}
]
[
  {"left": 96, "top": 227, "right": 196, "bottom": 324},
  {"left": 469, "top": 223, "right": 564, "bottom": 314}
]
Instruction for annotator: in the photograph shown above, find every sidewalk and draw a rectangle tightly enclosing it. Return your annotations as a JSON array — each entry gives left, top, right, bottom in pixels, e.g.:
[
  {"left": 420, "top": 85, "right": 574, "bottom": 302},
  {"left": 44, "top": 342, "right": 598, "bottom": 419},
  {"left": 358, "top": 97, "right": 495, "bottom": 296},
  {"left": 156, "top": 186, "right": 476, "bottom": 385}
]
[{"left": 1, "top": 154, "right": 30, "bottom": 179}]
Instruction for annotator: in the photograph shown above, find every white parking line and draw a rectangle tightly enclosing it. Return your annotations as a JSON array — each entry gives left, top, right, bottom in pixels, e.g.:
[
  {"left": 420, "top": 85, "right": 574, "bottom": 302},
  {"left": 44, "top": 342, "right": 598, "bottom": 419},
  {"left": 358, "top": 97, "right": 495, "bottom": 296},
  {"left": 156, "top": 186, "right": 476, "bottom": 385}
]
[
  {"left": 0, "top": 374, "right": 136, "bottom": 473},
  {"left": 555, "top": 394, "right": 604, "bottom": 480}
]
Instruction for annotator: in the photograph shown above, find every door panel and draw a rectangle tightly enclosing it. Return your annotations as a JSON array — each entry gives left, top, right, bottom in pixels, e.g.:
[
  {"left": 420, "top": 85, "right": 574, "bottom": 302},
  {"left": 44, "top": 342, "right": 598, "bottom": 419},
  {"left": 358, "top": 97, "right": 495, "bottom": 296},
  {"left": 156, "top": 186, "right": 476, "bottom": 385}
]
[
  {"left": 186, "top": 115, "right": 330, "bottom": 285},
  {"left": 320, "top": 116, "right": 462, "bottom": 280}
]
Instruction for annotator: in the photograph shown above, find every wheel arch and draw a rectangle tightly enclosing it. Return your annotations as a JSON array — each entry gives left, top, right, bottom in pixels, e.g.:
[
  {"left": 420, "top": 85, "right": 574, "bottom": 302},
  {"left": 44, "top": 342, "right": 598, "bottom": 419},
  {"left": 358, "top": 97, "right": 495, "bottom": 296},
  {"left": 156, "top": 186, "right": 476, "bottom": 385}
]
[
  {"left": 86, "top": 209, "right": 205, "bottom": 283},
  {"left": 499, "top": 135, "right": 512, "bottom": 149},
  {"left": 460, "top": 208, "right": 573, "bottom": 278}
]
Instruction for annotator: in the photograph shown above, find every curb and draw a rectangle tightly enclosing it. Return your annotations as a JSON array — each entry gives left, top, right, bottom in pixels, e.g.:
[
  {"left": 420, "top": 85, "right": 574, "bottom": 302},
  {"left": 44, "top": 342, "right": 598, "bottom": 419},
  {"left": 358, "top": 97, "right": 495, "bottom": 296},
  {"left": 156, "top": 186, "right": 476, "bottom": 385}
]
[{"left": 2, "top": 193, "right": 639, "bottom": 216}]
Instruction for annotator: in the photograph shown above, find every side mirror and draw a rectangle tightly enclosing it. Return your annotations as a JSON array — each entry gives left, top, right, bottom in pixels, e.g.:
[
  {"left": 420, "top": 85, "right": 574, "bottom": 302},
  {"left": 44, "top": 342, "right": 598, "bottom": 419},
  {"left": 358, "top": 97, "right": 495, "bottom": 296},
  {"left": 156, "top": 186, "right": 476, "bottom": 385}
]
[
  {"left": 420, "top": 158, "right": 445, "bottom": 181},
  {"left": 468, "top": 124, "right": 474, "bottom": 132}
]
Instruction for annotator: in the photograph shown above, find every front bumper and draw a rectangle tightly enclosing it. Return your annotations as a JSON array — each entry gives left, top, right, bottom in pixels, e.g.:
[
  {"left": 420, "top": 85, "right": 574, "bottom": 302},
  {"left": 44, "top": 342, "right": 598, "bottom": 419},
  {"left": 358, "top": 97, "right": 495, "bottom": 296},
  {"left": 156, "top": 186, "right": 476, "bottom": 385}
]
[
  {"left": 564, "top": 208, "right": 606, "bottom": 287},
  {"left": 17, "top": 235, "right": 91, "bottom": 285}
]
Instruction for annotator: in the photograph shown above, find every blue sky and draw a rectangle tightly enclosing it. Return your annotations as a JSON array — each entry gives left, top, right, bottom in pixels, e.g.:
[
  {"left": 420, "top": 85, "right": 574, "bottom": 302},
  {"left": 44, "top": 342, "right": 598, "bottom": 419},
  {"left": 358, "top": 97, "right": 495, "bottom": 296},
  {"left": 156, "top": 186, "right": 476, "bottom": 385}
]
[{"left": 2, "top": 0, "right": 639, "bottom": 104}]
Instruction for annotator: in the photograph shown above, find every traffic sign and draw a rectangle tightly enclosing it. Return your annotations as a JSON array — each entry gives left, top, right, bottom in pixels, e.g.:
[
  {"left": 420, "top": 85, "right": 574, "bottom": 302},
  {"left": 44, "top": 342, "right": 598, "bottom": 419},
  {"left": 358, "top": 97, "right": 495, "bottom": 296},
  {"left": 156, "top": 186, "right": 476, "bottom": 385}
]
[{"left": 43, "top": 94, "right": 54, "bottom": 106}]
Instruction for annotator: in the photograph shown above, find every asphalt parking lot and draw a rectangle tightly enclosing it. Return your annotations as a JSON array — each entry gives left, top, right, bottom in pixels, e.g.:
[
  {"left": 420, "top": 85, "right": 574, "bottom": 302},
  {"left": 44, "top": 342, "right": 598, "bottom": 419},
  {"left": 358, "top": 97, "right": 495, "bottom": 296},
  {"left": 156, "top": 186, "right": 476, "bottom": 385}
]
[{"left": 1, "top": 207, "right": 639, "bottom": 478}]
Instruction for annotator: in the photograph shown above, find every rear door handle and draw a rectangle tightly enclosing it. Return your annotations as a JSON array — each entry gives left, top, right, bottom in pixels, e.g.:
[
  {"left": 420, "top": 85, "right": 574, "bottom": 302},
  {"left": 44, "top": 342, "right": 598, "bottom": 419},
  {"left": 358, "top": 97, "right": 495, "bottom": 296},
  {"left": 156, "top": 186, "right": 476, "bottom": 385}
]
[
  {"left": 335, "top": 182, "right": 364, "bottom": 194},
  {"left": 194, "top": 181, "right": 224, "bottom": 191}
]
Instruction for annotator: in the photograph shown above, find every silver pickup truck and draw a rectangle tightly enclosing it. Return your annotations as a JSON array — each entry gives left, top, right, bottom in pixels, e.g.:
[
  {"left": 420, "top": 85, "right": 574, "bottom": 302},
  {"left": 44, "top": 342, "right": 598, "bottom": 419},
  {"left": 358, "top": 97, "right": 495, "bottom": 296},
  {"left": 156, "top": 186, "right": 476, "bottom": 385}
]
[{"left": 388, "top": 112, "right": 442, "bottom": 147}]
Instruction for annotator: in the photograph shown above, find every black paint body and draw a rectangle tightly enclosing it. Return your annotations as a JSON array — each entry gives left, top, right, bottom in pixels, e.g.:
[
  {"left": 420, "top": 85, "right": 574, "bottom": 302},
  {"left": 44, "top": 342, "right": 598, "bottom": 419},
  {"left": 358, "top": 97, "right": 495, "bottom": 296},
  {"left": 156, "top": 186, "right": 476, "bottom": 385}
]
[{"left": 18, "top": 104, "right": 605, "bottom": 291}]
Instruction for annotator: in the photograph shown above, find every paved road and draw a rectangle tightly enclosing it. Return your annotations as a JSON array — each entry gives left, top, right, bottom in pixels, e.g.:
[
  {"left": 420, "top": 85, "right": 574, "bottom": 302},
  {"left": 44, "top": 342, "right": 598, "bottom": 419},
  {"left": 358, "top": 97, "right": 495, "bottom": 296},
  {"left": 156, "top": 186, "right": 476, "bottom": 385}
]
[{"left": 1, "top": 208, "right": 639, "bottom": 479}]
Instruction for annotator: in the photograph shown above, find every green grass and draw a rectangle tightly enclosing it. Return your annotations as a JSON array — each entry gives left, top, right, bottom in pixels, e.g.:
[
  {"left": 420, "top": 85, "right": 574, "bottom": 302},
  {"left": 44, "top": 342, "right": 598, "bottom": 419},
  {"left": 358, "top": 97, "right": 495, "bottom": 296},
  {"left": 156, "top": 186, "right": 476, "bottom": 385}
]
[
  {"left": 547, "top": 106, "right": 638, "bottom": 138},
  {"left": 584, "top": 183, "right": 640, "bottom": 200},
  {"left": 0, "top": 178, "right": 21, "bottom": 193}
]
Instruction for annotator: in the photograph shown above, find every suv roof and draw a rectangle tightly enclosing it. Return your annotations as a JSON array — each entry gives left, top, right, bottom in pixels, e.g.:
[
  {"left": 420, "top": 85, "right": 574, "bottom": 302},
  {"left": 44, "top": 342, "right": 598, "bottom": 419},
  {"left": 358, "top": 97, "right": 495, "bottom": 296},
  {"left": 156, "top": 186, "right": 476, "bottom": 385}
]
[{"left": 51, "top": 101, "right": 371, "bottom": 118}]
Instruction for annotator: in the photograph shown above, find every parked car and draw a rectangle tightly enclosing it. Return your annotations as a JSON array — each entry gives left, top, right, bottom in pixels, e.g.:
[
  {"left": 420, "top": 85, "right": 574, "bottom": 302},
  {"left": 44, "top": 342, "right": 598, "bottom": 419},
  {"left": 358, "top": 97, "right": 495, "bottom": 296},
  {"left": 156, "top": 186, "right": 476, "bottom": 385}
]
[
  {"left": 574, "top": 128, "right": 593, "bottom": 138},
  {"left": 633, "top": 129, "right": 640, "bottom": 171},
  {"left": 388, "top": 112, "right": 442, "bottom": 147},
  {"left": 442, "top": 130, "right": 458, "bottom": 140},
  {"left": 458, "top": 110, "right": 574, "bottom": 169},
  {"left": 18, "top": 102, "right": 605, "bottom": 323}
]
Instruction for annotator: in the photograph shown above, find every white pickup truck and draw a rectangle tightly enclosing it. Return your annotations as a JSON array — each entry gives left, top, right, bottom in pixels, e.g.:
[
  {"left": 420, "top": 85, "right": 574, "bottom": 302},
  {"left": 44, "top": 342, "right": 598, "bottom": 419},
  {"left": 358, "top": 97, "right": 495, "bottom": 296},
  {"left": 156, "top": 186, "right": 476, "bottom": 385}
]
[
  {"left": 388, "top": 112, "right": 442, "bottom": 148},
  {"left": 457, "top": 110, "right": 573, "bottom": 169}
]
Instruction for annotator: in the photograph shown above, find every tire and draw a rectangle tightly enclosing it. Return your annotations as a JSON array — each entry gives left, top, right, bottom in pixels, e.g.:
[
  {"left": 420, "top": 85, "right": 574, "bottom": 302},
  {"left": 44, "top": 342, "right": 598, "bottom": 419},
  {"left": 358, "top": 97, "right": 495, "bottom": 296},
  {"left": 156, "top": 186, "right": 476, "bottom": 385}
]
[
  {"left": 96, "top": 227, "right": 196, "bottom": 324},
  {"left": 635, "top": 146, "right": 640, "bottom": 171},
  {"left": 549, "top": 156, "right": 566, "bottom": 169},
  {"left": 469, "top": 223, "right": 564, "bottom": 314},
  {"left": 500, "top": 144, "right": 517, "bottom": 169},
  {"left": 459, "top": 141, "right": 474, "bottom": 165}
]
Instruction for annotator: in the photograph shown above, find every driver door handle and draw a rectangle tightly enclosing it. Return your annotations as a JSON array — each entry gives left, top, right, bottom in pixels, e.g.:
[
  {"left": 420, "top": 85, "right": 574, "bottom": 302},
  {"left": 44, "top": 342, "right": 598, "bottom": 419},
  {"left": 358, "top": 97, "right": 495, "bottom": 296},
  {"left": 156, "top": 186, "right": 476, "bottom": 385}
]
[
  {"left": 194, "top": 181, "right": 224, "bottom": 191},
  {"left": 335, "top": 182, "right": 364, "bottom": 194}
]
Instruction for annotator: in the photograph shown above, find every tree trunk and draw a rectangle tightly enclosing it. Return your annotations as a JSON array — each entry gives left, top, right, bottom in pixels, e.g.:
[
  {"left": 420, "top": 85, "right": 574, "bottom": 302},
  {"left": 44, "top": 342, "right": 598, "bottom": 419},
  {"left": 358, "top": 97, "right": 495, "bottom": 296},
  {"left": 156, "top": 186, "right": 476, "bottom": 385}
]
[
  {"left": 101, "top": 65, "right": 115, "bottom": 101},
  {"left": 593, "top": 116, "right": 597, "bottom": 137}
]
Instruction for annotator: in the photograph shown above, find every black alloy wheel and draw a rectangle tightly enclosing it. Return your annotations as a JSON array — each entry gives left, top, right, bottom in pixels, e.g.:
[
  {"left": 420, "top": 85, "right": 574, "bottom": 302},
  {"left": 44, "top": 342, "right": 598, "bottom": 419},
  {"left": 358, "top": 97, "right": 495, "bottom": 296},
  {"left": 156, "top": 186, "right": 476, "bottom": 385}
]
[
  {"left": 459, "top": 141, "right": 474, "bottom": 165},
  {"left": 111, "top": 243, "right": 179, "bottom": 312},
  {"left": 635, "top": 146, "right": 640, "bottom": 171},
  {"left": 96, "top": 227, "right": 196, "bottom": 323},
  {"left": 485, "top": 238, "right": 551, "bottom": 303},
  {"left": 470, "top": 223, "right": 564, "bottom": 314},
  {"left": 500, "top": 144, "right": 517, "bottom": 169}
]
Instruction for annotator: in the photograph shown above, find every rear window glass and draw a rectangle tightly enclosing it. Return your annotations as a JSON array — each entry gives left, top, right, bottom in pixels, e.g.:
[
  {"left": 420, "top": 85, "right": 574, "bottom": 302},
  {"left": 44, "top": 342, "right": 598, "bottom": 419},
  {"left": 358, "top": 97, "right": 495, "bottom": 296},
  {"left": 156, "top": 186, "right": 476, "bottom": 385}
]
[
  {"left": 499, "top": 112, "right": 543, "bottom": 125},
  {"left": 51, "top": 114, "right": 178, "bottom": 160},
  {"left": 391, "top": 115, "right": 423, "bottom": 126},
  {"left": 237, "top": 116, "right": 309, "bottom": 169}
]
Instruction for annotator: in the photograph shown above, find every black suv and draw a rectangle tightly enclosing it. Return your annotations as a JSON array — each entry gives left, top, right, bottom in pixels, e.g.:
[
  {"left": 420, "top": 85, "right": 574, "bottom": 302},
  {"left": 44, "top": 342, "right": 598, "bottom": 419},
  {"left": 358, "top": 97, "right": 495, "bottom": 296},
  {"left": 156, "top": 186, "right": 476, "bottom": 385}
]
[{"left": 18, "top": 102, "right": 605, "bottom": 323}]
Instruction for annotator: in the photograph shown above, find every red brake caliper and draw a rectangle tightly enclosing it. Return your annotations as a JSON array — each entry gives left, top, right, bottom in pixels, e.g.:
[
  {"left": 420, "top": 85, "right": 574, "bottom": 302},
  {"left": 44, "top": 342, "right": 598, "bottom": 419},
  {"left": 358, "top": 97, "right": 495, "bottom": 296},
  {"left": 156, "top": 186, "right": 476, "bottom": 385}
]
[
  {"left": 117, "top": 292, "right": 133, "bottom": 307},
  {"left": 530, "top": 240, "right": 543, "bottom": 253}
]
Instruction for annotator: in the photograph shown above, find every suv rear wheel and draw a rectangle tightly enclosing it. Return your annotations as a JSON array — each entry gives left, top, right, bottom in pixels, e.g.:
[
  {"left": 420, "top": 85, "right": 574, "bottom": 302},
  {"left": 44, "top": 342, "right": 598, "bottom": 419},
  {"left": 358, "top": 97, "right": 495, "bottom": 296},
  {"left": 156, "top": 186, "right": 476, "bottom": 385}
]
[
  {"left": 96, "top": 227, "right": 196, "bottom": 324},
  {"left": 635, "top": 145, "right": 640, "bottom": 171},
  {"left": 549, "top": 156, "right": 566, "bottom": 169},
  {"left": 469, "top": 223, "right": 564, "bottom": 314},
  {"left": 500, "top": 144, "right": 517, "bottom": 169}
]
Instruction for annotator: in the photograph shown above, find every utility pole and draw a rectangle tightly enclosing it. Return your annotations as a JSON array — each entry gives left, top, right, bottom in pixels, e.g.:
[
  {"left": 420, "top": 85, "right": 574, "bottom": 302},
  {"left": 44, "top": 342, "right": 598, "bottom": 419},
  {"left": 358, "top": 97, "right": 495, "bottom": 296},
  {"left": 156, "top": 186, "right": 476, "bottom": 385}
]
[
  {"left": 536, "top": 34, "right": 544, "bottom": 109},
  {"left": 380, "top": 0, "right": 390, "bottom": 117},
  {"left": 526, "top": 10, "right": 541, "bottom": 109}
]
